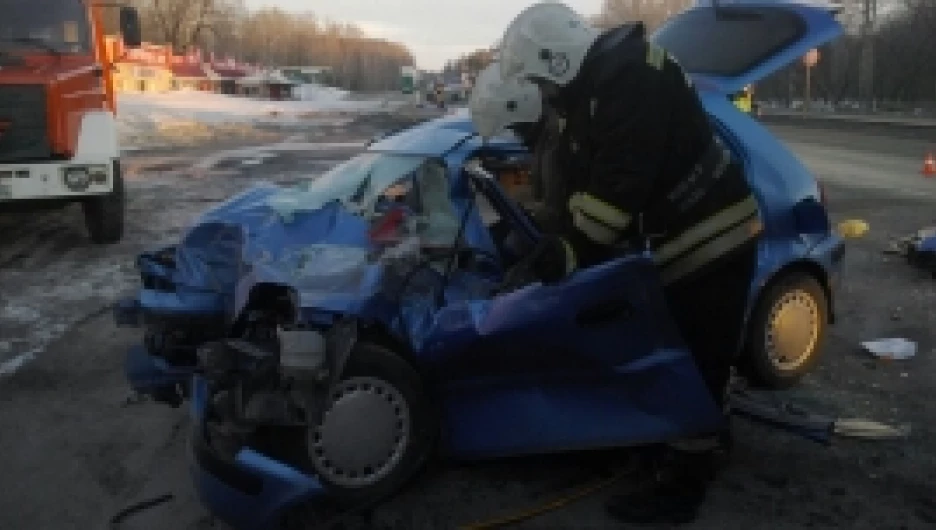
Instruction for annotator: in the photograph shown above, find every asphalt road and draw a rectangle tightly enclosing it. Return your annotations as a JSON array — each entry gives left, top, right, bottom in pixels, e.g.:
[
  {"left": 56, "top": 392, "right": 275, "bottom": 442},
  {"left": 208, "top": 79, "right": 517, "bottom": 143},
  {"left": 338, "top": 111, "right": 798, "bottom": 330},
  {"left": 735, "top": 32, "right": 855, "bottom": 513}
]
[{"left": 0, "top": 114, "right": 934, "bottom": 530}]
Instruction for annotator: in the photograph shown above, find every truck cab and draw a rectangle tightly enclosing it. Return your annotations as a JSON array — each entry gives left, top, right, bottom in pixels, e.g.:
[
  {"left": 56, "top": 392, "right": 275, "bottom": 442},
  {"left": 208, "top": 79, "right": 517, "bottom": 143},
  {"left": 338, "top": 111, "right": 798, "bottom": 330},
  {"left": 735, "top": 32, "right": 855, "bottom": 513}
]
[{"left": 0, "top": 0, "right": 141, "bottom": 243}]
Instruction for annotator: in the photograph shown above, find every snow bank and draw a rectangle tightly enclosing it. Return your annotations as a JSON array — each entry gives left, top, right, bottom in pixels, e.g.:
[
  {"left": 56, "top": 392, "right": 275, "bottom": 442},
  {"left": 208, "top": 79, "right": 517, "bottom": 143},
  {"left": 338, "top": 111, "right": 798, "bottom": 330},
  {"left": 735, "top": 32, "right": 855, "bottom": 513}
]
[
  {"left": 117, "top": 86, "right": 398, "bottom": 150},
  {"left": 294, "top": 83, "right": 350, "bottom": 101}
]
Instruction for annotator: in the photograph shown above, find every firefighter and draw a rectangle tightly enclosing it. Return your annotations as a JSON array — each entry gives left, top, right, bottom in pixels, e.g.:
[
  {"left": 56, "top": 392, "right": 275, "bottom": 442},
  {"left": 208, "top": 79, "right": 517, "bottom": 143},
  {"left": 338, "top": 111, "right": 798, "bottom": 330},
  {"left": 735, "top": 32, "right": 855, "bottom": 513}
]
[
  {"left": 497, "top": 3, "right": 762, "bottom": 524},
  {"left": 468, "top": 62, "right": 545, "bottom": 255},
  {"left": 469, "top": 62, "right": 543, "bottom": 143},
  {"left": 468, "top": 62, "right": 569, "bottom": 232},
  {"left": 733, "top": 84, "right": 753, "bottom": 114}
]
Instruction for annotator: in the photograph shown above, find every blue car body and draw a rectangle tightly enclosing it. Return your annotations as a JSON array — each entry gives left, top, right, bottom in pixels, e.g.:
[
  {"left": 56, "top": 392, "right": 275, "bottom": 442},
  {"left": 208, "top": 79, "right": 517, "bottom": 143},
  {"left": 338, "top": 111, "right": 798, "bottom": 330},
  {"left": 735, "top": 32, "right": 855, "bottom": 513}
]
[{"left": 117, "top": 2, "right": 847, "bottom": 528}]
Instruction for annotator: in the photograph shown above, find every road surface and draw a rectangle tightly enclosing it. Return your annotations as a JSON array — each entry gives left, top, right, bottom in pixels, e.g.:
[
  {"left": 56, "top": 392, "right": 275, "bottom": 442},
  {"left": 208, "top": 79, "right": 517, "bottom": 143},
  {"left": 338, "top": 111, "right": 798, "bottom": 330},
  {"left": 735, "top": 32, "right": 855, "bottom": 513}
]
[{"left": 0, "top": 114, "right": 934, "bottom": 530}]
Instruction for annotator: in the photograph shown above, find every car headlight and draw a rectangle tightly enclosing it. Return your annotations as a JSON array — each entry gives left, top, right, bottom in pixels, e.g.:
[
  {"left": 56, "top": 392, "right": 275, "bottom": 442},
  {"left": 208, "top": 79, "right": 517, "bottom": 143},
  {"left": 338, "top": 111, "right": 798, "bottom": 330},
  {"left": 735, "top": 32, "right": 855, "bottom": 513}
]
[{"left": 63, "top": 167, "right": 90, "bottom": 191}]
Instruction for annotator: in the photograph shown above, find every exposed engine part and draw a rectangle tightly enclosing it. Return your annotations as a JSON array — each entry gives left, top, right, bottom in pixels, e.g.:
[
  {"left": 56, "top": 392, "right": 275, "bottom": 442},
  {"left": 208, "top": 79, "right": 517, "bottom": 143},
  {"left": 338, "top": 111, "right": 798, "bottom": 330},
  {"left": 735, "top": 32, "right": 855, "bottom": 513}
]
[
  {"left": 278, "top": 326, "right": 328, "bottom": 379},
  {"left": 199, "top": 315, "right": 363, "bottom": 467}
]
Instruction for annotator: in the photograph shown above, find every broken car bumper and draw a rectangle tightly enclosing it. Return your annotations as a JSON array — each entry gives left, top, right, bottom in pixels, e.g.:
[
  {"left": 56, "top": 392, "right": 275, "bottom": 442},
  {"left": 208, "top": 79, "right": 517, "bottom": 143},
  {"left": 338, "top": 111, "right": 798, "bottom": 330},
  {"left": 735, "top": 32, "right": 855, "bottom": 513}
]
[
  {"left": 188, "top": 376, "right": 326, "bottom": 530},
  {"left": 124, "top": 344, "right": 192, "bottom": 406}
]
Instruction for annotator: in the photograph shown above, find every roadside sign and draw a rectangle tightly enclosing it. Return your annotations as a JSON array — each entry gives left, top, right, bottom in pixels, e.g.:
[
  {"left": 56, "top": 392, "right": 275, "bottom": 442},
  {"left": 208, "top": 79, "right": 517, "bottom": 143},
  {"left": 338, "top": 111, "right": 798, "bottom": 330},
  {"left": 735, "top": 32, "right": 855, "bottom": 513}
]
[
  {"left": 803, "top": 48, "right": 820, "bottom": 68},
  {"left": 400, "top": 66, "right": 417, "bottom": 95},
  {"left": 803, "top": 49, "right": 819, "bottom": 112}
]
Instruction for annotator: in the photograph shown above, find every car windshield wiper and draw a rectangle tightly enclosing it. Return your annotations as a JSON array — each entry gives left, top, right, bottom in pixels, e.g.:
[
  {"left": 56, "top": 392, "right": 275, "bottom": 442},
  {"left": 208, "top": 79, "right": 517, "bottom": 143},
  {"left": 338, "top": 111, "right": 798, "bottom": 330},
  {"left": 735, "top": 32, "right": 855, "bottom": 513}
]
[{"left": 0, "top": 37, "right": 61, "bottom": 55}]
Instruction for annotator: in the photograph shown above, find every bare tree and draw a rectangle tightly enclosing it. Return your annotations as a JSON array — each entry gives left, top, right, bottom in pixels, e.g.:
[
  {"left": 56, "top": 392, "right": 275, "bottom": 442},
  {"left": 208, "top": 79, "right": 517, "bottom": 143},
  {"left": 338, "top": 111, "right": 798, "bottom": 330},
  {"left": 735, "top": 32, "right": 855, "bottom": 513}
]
[
  {"left": 231, "top": 8, "right": 414, "bottom": 91},
  {"left": 129, "top": 0, "right": 232, "bottom": 54},
  {"left": 595, "top": 0, "right": 693, "bottom": 31}
]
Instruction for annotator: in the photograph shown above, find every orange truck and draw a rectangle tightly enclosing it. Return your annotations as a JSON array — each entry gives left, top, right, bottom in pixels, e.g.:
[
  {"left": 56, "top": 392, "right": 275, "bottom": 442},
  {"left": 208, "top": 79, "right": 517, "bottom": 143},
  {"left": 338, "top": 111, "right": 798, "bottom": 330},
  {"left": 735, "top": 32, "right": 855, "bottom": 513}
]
[{"left": 0, "top": 1, "right": 141, "bottom": 243}]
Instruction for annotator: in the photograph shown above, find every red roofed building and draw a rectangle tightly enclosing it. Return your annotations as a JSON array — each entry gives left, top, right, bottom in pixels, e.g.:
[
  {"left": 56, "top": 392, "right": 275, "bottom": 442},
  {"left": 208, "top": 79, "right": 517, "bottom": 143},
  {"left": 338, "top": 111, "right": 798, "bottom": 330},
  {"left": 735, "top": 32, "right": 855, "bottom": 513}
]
[
  {"left": 171, "top": 63, "right": 211, "bottom": 91},
  {"left": 105, "top": 36, "right": 174, "bottom": 93},
  {"left": 206, "top": 63, "right": 250, "bottom": 95}
]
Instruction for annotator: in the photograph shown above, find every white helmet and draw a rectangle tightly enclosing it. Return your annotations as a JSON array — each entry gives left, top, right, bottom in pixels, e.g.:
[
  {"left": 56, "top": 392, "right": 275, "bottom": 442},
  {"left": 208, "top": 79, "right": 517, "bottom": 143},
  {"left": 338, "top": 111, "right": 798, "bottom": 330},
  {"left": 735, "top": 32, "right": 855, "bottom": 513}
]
[
  {"left": 468, "top": 62, "right": 542, "bottom": 139},
  {"left": 498, "top": 2, "right": 601, "bottom": 86}
]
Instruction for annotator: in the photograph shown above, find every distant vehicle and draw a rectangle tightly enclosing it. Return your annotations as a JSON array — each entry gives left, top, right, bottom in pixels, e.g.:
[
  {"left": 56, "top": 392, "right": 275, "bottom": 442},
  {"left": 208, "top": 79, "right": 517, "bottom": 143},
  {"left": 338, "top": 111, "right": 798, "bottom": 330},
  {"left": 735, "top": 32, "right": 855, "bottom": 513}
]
[
  {"left": 0, "top": 0, "right": 142, "bottom": 243},
  {"left": 116, "top": 1, "right": 846, "bottom": 528}
]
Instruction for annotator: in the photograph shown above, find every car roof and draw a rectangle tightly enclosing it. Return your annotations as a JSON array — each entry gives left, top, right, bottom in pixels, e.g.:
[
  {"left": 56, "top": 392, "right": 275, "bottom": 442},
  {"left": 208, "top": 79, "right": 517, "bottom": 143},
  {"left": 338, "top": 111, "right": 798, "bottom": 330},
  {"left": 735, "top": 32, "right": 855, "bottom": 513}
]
[{"left": 367, "top": 109, "right": 521, "bottom": 157}]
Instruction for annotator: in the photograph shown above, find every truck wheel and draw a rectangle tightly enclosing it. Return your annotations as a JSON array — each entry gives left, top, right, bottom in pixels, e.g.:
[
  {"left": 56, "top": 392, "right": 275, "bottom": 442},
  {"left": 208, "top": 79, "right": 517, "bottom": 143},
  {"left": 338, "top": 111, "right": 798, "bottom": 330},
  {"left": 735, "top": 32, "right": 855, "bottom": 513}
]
[
  {"left": 306, "top": 342, "right": 436, "bottom": 506},
  {"left": 741, "top": 272, "right": 828, "bottom": 389},
  {"left": 83, "top": 161, "right": 125, "bottom": 244}
]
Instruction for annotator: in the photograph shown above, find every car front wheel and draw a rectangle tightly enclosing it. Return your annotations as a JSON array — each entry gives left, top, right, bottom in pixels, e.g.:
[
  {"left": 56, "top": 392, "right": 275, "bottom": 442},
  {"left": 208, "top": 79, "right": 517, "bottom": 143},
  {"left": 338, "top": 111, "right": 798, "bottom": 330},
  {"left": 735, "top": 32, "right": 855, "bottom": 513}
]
[
  {"left": 742, "top": 272, "right": 829, "bottom": 389},
  {"left": 306, "top": 342, "right": 436, "bottom": 506}
]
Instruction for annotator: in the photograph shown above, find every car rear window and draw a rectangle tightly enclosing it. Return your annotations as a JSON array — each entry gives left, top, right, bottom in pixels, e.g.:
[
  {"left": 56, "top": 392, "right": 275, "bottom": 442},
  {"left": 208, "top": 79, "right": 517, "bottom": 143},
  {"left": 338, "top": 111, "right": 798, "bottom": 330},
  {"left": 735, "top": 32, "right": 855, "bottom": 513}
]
[{"left": 651, "top": 6, "right": 806, "bottom": 77}]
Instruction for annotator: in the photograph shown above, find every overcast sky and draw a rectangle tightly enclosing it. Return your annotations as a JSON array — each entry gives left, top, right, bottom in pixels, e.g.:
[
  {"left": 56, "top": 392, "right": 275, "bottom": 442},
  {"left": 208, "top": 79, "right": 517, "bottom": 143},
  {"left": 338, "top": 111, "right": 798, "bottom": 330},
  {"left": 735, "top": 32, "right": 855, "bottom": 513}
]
[{"left": 245, "top": 1, "right": 605, "bottom": 70}]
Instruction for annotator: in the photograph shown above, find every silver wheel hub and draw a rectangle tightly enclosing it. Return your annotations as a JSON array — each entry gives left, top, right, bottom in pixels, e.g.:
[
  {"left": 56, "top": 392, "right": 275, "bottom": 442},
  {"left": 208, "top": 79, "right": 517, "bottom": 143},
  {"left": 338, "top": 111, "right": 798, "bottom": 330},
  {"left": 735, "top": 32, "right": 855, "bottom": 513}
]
[
  {"left": 309, "top": 376, "right": 410, "bottom": 487},
  {"left": 765, "top": 288, "right": 820, "bottom": 371}
]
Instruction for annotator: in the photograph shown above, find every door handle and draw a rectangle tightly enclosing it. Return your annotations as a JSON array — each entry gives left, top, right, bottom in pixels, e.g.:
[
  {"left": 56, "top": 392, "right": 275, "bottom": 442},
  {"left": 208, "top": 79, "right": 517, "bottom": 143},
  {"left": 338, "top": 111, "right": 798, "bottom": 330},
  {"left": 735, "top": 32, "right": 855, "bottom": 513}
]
[{"left": 576, "top": 299, "right": 633, "bottom": 327}]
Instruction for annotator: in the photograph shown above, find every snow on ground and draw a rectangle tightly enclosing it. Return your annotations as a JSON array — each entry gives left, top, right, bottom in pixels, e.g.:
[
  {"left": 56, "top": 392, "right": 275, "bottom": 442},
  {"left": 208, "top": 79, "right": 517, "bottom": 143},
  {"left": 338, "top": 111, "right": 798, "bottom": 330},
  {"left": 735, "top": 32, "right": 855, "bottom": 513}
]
[
  {"left": 117, "top": 86, "right": 402, "bottom": 150},
  {"left": 294, "top": 82, "right": 351, "bottom": 101}
]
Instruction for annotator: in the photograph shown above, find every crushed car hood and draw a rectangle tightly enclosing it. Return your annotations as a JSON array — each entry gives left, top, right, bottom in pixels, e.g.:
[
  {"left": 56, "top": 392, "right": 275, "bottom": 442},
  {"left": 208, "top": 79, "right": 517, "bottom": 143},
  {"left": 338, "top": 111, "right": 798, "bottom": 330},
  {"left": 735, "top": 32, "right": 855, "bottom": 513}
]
[
  {"left": 171, "top": 183, "right": 380, "bottom": 316},
  {"left": 168, "top": 179, "right": 472, "bottom": 344}
]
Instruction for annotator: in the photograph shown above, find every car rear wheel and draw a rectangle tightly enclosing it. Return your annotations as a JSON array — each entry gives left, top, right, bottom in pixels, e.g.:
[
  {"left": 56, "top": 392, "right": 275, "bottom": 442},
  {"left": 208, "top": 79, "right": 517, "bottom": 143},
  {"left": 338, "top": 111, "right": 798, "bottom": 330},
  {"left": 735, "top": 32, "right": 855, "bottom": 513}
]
[
  {"left": 742, "top": 272, "right": 828, "bottom": 389},
  {"left": 82, "top": 161, "right": 125, "bottom": 244},
  {"left": 307, "top": 342, "right": 435, "bottom": 506}
]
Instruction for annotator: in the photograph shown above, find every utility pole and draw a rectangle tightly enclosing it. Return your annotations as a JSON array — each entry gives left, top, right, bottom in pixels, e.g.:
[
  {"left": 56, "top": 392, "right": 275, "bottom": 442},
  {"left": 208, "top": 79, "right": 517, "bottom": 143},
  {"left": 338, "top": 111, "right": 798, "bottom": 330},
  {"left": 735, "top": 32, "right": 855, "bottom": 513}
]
[{"left": 858, "top": 0, "right": 877, "bottom": 111}]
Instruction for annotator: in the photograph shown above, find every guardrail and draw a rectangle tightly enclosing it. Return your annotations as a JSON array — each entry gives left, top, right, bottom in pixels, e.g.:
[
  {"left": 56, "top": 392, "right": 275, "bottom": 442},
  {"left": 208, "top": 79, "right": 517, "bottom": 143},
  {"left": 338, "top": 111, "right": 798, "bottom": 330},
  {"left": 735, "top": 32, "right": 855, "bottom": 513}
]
[{"left": 759, "top": 110, "right": 936, "bottom": 129}]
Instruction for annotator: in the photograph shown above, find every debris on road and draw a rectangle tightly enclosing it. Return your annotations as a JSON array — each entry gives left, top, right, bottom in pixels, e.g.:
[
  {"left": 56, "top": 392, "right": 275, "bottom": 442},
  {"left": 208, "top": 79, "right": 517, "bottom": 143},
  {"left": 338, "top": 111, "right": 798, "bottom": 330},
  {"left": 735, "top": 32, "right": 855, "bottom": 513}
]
[
  {"left": 882, "top": 226, "right": 936, "bottom": 275},
  {"left": 861, "top": 338, "right": 918, "bottom": 360},
  {"left": 837, "top": 219, "right": 870, "bottom": 239},
  {"left": 109, "top": 493, "right": 175, "bottom": 529},
  {"left": 833, "top": 418, "right": 911, "bottom": 440},
  {"left": 730, "top": 389, "right": 912, "bottom": 444}
]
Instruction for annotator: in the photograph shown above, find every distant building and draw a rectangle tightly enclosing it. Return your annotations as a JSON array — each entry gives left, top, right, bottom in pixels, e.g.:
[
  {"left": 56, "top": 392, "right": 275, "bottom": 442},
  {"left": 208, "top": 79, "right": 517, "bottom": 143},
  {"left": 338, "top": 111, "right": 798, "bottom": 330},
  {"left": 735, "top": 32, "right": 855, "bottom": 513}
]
[
  {"left": 104, "top": 36, "right": 324, "bottom": 101},
  {"left": 105, "top": 36, "right": 173, "bottom": 93},
  {"left": 170, "top": 48, "right": 211, "bottom": 91},
  {"left": 206, "top": 64, "right": 250, "bottom": 95},
  {"left": 235, "top": 70, "right": 298, "bottom": 100},
  {"left": 170, "top": 63, "right": 211, "bottom": 91},
  {"left": 279, "top": 66, "right": 332, "bottom": 84}
]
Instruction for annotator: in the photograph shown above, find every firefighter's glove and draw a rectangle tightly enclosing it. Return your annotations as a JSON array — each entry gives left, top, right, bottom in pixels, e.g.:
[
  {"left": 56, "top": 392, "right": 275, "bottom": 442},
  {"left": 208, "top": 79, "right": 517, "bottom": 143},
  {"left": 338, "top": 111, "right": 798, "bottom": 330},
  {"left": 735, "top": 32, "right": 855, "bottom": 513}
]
[{"left": 529, "top": 234, "right": 577, "bottom": 284}]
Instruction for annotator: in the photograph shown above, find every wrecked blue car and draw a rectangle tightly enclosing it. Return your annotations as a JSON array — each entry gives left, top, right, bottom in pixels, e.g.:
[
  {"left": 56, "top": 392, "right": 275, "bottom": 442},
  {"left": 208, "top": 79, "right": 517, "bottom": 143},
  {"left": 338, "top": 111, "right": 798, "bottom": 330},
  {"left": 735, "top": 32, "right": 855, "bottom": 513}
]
[{"left": 115, "top": 1, "right": 846, "bottom": 528}]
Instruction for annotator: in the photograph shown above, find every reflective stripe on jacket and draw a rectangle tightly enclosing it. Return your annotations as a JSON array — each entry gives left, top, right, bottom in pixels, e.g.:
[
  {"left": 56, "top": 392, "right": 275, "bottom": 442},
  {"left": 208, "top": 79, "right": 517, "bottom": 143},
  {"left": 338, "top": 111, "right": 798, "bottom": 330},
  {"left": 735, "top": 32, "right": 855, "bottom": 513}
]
[{"left": 543, "top": 22, "right": 761, "bottom": 275}]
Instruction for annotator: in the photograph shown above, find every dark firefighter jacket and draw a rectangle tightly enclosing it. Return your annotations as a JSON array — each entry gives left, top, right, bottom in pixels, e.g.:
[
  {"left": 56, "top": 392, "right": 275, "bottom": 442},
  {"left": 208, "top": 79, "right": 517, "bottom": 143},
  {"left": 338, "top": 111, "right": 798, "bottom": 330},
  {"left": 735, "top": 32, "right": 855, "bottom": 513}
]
[
  {"left": 548, "top": 22, "right": 761, "bottom": 286},
  {"left": 512, "top": 104, "right": 567, "bottom": 233}
]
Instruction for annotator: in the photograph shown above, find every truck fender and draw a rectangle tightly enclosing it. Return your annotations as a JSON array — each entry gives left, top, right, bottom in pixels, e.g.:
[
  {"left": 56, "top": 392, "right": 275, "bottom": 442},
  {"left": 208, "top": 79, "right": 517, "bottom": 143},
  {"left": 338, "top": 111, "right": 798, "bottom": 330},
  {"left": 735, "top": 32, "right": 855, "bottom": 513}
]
[{"left": 72, "top": 110, "right": 120, "bottom": 163}]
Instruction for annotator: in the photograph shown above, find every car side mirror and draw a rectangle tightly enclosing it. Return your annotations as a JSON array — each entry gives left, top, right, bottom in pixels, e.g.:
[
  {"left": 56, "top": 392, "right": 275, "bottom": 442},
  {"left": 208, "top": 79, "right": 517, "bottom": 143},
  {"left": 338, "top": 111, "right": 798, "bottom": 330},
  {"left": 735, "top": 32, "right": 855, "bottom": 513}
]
[{"left": 120, "top": 6, "right": 142, "bottom": 48}]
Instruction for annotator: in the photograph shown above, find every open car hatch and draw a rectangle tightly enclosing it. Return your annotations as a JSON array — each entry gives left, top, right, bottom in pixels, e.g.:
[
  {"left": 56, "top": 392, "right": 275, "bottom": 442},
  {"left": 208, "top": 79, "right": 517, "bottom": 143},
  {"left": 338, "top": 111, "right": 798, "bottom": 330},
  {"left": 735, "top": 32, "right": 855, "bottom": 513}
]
[{"left": 651, "top": 0, "right": 844, "bottom": 95}]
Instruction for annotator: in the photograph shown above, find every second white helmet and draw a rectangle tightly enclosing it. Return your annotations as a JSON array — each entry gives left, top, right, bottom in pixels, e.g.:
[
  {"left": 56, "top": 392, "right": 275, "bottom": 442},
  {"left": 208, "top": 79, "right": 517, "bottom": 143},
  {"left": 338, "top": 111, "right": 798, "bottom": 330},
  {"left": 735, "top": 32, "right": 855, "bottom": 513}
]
[
  {"left": 469, "top": 62, "right": 542, "bottom": 139},
  {"left": 498, "top": 2, "right": 601, "bottom": 86}
]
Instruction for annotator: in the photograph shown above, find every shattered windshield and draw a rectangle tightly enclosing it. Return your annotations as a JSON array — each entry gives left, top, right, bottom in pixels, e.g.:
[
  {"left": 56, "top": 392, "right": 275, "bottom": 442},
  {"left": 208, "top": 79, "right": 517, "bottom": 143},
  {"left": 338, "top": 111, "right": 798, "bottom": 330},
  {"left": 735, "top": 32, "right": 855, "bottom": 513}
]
[
  {"left": 0, "top": 0, "right": 92, "bottom": 55},
  {"left": 268, "top": 153, "right": 462, "bottom": 247}
]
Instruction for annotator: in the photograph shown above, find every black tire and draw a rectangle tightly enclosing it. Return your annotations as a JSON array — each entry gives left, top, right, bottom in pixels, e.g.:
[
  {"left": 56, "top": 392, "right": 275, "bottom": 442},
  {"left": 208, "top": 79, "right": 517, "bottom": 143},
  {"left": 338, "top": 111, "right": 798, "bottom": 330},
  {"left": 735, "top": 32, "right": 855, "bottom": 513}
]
[
  {"left": 741, "top": 272, "right": 829, "bottom": 389},
  {"left": 305, "top": 342, "right": 436, "bottom": 507},
  {"left": 82, "top": 160, "right": 125, "bottom": 244}
]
